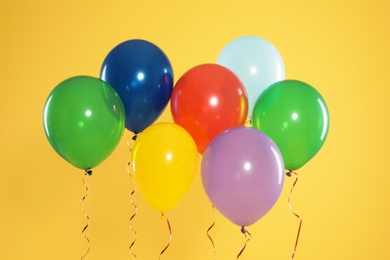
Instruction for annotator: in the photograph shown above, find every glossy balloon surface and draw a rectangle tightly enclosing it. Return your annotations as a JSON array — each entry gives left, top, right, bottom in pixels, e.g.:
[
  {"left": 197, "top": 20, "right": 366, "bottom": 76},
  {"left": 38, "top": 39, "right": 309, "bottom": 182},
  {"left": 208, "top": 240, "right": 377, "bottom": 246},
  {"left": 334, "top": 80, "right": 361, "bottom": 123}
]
[
  {"left": 100, "top": 39, "right": 173, "bottom": 134},
  {"left": 43, "top": 76, "right": 125, "bottom": 170}
]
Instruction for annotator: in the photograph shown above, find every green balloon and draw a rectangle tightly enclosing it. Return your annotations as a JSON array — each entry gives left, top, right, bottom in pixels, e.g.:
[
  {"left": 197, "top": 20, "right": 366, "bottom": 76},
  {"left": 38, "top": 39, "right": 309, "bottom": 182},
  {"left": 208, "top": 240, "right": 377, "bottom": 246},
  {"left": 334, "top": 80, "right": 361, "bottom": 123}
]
[
  {"left": 252, "top": 80, "right": 329, "bottom": 170},
  {"left": 43, "top": 76, "right": 125, "bottom": 170}
]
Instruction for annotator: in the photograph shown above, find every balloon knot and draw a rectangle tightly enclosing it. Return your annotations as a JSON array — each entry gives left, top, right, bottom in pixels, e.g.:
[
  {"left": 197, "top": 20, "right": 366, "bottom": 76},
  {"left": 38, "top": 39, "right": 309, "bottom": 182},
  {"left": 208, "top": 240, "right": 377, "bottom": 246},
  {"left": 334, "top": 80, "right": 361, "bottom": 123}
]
[
  {"left": 85, "top": 169, "right": 93, "bottom": 175},
  {"left": 241, "top": 226, "right": 247, "bottom": 234},
  {"left": 286, "top": 170, "right": 292, "bottom": 177},
  {"left": 132, "top": 134, "right": 138, "bottom": 141}
]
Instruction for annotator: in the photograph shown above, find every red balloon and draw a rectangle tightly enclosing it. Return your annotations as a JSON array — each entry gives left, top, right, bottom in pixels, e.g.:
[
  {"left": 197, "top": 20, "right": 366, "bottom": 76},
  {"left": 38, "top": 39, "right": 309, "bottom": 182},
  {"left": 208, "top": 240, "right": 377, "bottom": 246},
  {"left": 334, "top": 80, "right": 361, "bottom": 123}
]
[{"left": 171, "top": 63, "right": 248, "bottom": 154}]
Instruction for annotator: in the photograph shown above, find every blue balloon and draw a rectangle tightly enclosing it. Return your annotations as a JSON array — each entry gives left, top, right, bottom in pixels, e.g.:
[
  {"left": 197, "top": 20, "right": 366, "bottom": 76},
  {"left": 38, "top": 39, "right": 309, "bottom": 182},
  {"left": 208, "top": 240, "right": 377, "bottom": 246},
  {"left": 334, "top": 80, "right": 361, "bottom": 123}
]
[
  {"left": 217, "top": 36, "right": 285, "bottom": 118},
  {"left": 100, "top": 39, "right": 174, "bottom": 134}
]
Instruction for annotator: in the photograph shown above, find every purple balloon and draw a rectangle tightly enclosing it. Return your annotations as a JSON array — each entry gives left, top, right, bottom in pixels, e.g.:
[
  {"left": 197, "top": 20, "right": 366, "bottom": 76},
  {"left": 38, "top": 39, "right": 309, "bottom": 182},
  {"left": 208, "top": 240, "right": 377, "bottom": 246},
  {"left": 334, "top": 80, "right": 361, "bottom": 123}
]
[{"left": 201, "top": 126, "right": 285, "bottom": 227}]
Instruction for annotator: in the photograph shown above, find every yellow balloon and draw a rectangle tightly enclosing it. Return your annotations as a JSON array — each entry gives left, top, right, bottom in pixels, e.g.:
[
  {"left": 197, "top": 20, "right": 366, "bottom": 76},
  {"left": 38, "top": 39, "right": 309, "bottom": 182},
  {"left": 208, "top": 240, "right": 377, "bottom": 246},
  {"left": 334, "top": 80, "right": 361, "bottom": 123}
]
[{"left": 131, "top": 122, "right": 199, "bottom": 213}]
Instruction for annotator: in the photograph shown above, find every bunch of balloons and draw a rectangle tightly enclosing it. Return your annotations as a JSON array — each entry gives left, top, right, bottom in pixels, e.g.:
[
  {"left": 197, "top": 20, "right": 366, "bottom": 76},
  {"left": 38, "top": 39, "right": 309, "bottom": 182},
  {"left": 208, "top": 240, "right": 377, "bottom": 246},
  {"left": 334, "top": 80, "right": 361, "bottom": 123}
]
[
  {"left": 208, "top": 37, "right": 329, "bottom": 260},
  {"left": 43, "top": 36, "right": 329, "bottom": 232}
]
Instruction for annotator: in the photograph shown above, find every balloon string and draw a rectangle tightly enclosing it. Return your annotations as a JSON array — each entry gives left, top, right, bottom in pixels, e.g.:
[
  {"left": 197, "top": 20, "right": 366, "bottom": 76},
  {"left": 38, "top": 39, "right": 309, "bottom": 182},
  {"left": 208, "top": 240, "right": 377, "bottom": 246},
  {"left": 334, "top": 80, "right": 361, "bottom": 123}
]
[
  {"left": 286, "top": 170, "right": 302, "bottom": 260},
  {"left": 126, "top": 140, "right": 138, "bottom": 259},
  {"left": 206, "top": 204, "right": 217, "bottom": 260},
  {"left": 81, "top": 170, "right": 92, "bottom": 259},
  {"left": 159, "top": 213, "right": 172, "bottom": 260},
  {"left": 236, "top": 227, "right": 252, "bottom": 259}
]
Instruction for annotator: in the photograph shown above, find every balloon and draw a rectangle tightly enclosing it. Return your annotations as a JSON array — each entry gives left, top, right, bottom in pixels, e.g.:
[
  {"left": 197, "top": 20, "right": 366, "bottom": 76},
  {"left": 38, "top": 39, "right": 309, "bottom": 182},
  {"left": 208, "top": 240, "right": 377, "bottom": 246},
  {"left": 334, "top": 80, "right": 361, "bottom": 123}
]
[
  {"left": 201, "top": 126, "right": 285, "bottom": 227},
  {"left": 100, "top": 39, "right": 173, "bottom": 134},
  {"left": 43, "top": 76, "right": 125, "bottom": 170},
  {"left": 252, "top": 80, "right": 330, "bottom": 170},
  {"left": 217, "top": 36, "right": 285, "bottom": 118},
  {"left": 171, "top": 63, "right": 248, "bottom": 154},
  {"left": 131, "top": 122, "right": 199, "bottom": 213}
]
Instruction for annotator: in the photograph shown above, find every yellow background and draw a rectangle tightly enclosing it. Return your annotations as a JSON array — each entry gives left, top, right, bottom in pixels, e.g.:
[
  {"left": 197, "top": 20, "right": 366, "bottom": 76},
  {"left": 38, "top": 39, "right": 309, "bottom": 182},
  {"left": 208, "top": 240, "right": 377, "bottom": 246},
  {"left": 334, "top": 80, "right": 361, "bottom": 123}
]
[{"left": 1, "top": 0, "right": 389, "bottom": 259}]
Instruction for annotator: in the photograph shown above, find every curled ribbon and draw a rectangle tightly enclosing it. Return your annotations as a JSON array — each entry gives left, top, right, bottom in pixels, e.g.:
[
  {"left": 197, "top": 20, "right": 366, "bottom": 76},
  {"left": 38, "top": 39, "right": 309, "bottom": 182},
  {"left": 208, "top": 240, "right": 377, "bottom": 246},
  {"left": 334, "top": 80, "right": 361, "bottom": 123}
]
[
  {"left": 206, "top": 204, "right": 217, "bottom": 260},
  {"left": 81, "top": 170, "right": 92, "bottom": 259},
  {"left": 159, "top": 213, "right": 172, "bottom": 260},
  {"left": 127, "top": 161, "right": 138, "bottom": 258},
  {"left": 236, "top": 227, "right": 252, "bottom": 259},
  {"left": 286, "top": 170, "right": 302, "bottom": 260},
  {"left": 126, "top": 140, "right": 138, "bottom": 259}
]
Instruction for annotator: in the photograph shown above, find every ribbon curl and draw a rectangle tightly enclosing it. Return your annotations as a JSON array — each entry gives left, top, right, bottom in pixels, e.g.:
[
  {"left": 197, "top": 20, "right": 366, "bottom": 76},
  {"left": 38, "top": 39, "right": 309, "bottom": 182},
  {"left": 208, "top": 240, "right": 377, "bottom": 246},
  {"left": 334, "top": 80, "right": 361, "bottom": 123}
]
[
  {"left": 236, "top": 227, "right": 252, "bottom": 259},
  {"left": 206, "top": 204, "right": 217, "bottom": 260},
  {"left": 286, "top": 170, "right": 302, "bottom": 260},
  {"left": 159, "top": 213, "right": 172, "bottom": 260},
  {"left": 126, "top": 161, "right": 138, "bottom": 258},
  {"left": 80, "top": 170, "right": 92, "bottom": 259},
  {"left": 126, "top": 140, "right": 138, "bottom": 259}
]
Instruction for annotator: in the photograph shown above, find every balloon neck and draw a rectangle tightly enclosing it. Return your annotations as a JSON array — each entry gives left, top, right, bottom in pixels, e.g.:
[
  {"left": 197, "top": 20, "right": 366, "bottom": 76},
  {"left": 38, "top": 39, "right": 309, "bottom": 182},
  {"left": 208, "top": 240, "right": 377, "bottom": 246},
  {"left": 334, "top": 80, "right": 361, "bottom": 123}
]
[
  {"left": 85, "top": 168, "right": 93, "bottom": 175},
  {"left": 286, "top": 170, "right": 293, "bottom": 177},
  {"left": 132, "top": 134, "right": 138, "bottom": 141},
  {"left": 241, "top": 226, "right": 247, "bottom": 234},
  {"left": 160, "top": 212, "right": 165, "bottom": 220}
]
